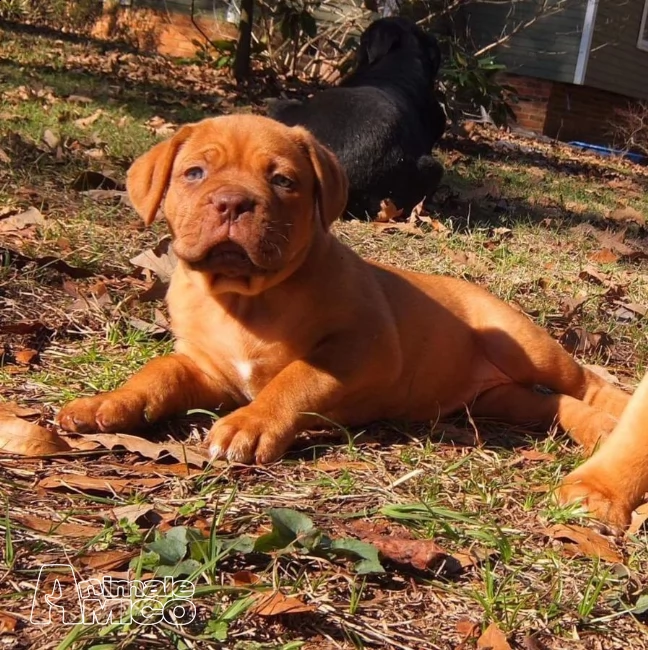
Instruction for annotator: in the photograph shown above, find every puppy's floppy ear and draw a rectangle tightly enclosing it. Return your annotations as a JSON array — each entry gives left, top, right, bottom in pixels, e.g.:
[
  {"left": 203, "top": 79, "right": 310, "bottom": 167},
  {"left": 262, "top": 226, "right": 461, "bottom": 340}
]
[
  {"left": 126, "top": 124, "right": 195, "bottom": 225},
  {"left": 293, "top": 127, "right": 348, "bottom": 230},
  {"left": 357, "top": 20, "right": 402, "bottom": 67}
]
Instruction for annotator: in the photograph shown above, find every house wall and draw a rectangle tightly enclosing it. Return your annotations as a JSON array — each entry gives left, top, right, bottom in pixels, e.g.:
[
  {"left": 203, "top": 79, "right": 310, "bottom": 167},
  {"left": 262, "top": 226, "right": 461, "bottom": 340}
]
[
  {"left": 584, "top": 0, "right": 648, "bottom": 100},
  {"left": 462, "top": 0, "right": 587, "bottom": 84},
  {"left": 503, "top": 72, "right": 634, "bottom": 144}
]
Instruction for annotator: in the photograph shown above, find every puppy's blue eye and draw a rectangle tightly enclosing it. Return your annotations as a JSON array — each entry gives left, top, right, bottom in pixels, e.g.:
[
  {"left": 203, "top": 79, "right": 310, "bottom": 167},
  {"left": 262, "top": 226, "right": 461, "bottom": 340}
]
[
  {"left": 185, "top": 167, "right": 204, "bottom": 181},
  {"left": 271, "top": 174, "right": 295, "bottom": 190}
]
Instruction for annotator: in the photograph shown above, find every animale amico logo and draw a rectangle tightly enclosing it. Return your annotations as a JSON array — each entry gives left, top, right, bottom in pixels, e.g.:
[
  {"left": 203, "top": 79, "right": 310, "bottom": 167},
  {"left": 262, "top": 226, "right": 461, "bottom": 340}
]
[{"left": 30, "top": 564, "right": 196, "bottom": 626}]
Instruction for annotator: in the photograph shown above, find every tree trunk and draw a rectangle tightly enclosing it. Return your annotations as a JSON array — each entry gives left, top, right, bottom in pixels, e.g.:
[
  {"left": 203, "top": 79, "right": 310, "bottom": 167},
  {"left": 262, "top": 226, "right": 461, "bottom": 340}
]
[{"left": 233, "top": 0, "right": 254, "bottom": 82}]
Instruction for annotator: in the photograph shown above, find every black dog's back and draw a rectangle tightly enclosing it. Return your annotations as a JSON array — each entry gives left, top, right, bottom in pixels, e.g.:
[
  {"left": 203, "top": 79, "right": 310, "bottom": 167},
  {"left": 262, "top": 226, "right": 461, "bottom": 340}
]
[{"left": 269, "top": 17, "right": 446, "bottom": 218}]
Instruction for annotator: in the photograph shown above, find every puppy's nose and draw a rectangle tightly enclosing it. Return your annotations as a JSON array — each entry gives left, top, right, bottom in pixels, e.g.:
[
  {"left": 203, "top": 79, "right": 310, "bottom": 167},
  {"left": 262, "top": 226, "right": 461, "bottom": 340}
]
[{"left": 213, "top": 192, "right": 256, "bottom": 221}]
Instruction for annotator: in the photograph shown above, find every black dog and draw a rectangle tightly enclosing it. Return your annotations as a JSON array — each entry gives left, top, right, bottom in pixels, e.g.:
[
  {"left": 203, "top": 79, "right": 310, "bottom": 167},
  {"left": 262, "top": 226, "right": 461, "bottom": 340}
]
[{"left": 268, "top": 17, "right": 446, "bottom": 219}]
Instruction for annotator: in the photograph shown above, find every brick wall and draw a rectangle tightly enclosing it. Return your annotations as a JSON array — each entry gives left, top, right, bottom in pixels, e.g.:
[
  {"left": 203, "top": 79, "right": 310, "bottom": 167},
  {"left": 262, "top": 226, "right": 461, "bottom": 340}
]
[
  {"left": 91, "top": 4, "right": 237, "bottom": 57},
  {"left": 501, "top": 72, "right": 634, "bottom": 146}
]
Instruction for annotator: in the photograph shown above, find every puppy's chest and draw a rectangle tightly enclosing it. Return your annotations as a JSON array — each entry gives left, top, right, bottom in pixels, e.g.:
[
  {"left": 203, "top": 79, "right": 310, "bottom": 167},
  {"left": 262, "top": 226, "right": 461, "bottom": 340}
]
[{"left": 173, "top": 301, "right": 298, "bottom": 403}]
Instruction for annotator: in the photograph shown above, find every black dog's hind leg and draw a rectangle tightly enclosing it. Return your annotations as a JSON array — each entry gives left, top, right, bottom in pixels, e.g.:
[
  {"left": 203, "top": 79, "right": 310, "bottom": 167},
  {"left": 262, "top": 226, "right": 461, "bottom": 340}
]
[{"left": 416, "top": 154, "right": 444, "bottom": 204}]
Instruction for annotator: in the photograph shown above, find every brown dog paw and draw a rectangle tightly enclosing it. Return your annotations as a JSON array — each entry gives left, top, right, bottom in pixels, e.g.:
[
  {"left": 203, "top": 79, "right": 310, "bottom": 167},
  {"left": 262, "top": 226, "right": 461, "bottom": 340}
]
[
  {"left": 206, "top": 409, "right": 292, "bottom": 464},
  {"left": 557, "top": 470, "right": 633, "bottom": 530},
  {"left": 57, "top": 390, "right": 148, "bottom": 433}
]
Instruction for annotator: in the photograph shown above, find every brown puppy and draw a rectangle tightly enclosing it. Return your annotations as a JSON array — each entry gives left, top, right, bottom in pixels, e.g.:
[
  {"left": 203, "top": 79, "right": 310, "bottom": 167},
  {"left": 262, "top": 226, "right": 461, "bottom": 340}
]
[{"left": 58, "top": 115, "right": 635, "bottom": 526}]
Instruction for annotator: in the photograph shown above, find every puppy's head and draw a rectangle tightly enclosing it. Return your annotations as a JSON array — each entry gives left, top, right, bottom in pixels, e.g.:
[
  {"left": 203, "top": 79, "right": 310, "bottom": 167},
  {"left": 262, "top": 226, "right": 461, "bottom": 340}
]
[
  {"left": 357, "top": 17, "right": 441, "bottom": 79},
  {"left": 127, "top": 115, "right": 348, "bottom": 295}
]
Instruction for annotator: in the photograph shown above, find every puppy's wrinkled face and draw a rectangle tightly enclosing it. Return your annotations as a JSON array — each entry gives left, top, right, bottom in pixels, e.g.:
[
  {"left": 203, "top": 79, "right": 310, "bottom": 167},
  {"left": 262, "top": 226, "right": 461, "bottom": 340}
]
[{"left": 126, "top": 115, "right": 347, "bottom": 295}]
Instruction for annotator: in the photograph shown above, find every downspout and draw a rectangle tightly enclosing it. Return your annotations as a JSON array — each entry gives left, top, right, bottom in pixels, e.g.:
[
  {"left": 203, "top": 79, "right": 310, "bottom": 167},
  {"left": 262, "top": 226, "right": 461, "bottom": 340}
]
[{"left": 573, "top": 0, "right": 600, "bottom": 85}]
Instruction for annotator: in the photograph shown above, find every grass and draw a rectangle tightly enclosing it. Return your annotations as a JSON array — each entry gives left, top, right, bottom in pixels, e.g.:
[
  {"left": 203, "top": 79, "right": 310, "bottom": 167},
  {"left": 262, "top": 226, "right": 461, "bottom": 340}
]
[{"left": 2, "top": 22, "right": 648, "bottom": 650}]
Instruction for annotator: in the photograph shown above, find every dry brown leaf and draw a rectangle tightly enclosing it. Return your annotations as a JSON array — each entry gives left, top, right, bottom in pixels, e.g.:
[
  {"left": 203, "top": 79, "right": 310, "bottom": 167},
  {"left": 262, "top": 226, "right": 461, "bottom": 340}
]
[
  {"left": 13, "top": 513, "right": 102, "bottom": 538},
  {"left": 375, "top": 198, "right": 403, "bottom": 222},
  {"left": 0, "top": 206, "right": 44, "bottom": 232},
  {"left": 0, "top": 612, "right": 18, "bottom": 633},
  {"left": 42, "top": 129, "right": 60, "bottom": 149},
  {"left": 0, "top": 402, "right": 40, "bottom": 418},
  {"left": 584, "top": 364, "right": 620, "bottom": 385},
  {"left": 373, "top": 221, "right": 424, "bottom": 237},
  {"left": 477, "top": 622, "right": 512, "bottom": 650},
  {"left": 14, "top": 348, "right": 38, "bottom": 365},
  {"left": 78, "top": 549, "right": 137, "bottom": 571},
  {"left": 357, "top": 532, "right": 447, "bottom": 570},
  {"left": 456, "top": 618, "right": 480, "bottom": 640},
  {"left": 0, "top": 417, "right": 70, "bottom": 456},
  {"left": 314, "top": 459, "right": 372, "bottom": 472},
  {"left": 589, "top": 249, "right": 619, "bottom": 264},
  {"left": 578, "top": 266, "right": 609, "bottom": 286},
  {"left": 74, "top": 108, "right": 103, "bottom": 128},
  {"left": 627, "top": 503, "right": 648, "bottom": 536},
  {"left": 62, "top": 432, "right": 209, "bottom": 467},
  {"left": 561, "top": 294, "right": 588, "bottom": 320},
  {"left": 111, "top": 503, "right": 156, "bottom": 525},
  {"left": 608, "top": 205, "right": 644, "bottom": 225},
  {"left": 38, "top": 474, "right": 165, "bottom": 494},
  {"left": 518, "top": 449, "right": 556, "bottom": 462},
  {"left": 231, "top": 570, "right": 261, "bottom": 585},
  {"left": 130, "top": 242, "right": 177, "bottom": 282},
  {"left": 559, "top": 327, "right": 612, "bottom": 356},
  {"left": 546, "top": 524, "right": 623, "bottom": 563},
  {"left": 250, "top": 591, "right": 315, "bottom": 617}
]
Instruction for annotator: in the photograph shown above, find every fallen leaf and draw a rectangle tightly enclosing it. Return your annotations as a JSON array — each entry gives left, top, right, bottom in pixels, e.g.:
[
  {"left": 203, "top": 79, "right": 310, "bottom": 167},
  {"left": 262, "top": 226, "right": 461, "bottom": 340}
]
[
  {"left": 67, "top": 94, "right": 93, "bottom": 104},
  {"left": 74, "top": 108, "right": 103, "bottom": 129},
  {"left": 0, "top": 147, "right": 11, "bottom": 164},
  {"left": 375, "top": 198, "right": 403, "bottom": 222},
  {"left": 71, "top": 170, "right": 122, "bottom": 192},
  {"left": 62, "top": 432, "right": 209, "bottom": 467},
  {"left": 373, "top": 221, "right": 424, "bottom": 237},
  {"left": 42, "top": 129, "right": 60, "bottom": 149},
  {"left": 456, "top": 618, "right": 480, "bottom": 641},
  {"left": 0, "top": 402, "right": 40, "bottom": 418},
  {"left": 584, "top": 364, "right": 620, "bottom": 385},
  {"left": 578, "top": 266, "right": 609, "bottom": 285},
  {"left": 130, "top": 240, "right": 177, "bottom": 283},
  {"left": 589, "top": 249, "right": 619, "bottom": 264},
  {"left": 477, "top": 622, "right": 512, "bottom": 650},
  {"left": 14, "top": 348, "right": 38, "bottom": 365},
  {"left": 78, "top": 549, "right": 137, "bottom": 571},
  {"left": 111, "top": 503, "right": 156, "bottom": 525},
  {"left": 0, "top": 612, "right": 18, "bottom": 633},
  {"left": 13, "top": 513, "right": 102, "bottom": 538},
  {"left": 250, "top": 591, "right": 315, "bottom": 617},
  {"left": 561, "top": 294, "right": 588, "bottom": 320},
  {"left": 559, "top": 327, "right": 612, "bottom": 356},
  {"left": 546, "top": 524, "right": 623, "bottom": 563},
  {"left": 314, "top": 459, "right": 372, "bottom": 472},
  {"left": 0, "top": 417, "right": 70, "bottom": 456},
  {"left": 0, "top": 206, "right": 44, "bottom": 232},
  {"left": 355, "top": 532, "right": 447, "bottom": 570},
  {"left": 608, "top": 206, "right": 644, "bottom": 225},
  {"left": 231, "top": 570, "right": 261, "bottom": 585},
  {"left": 627, "top": 503, "right": 648, "bottom": 536},
  {"left": 517, "top": 449, "right": 556, "bottom": 462},
  {"left": 38, "top": 474, "right": 165, "bottom": 494}
]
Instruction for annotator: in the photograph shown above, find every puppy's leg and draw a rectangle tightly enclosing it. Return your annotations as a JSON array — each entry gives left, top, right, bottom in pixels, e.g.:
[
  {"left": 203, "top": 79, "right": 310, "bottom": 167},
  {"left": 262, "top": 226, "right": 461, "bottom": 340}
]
[
  {"left": 558, "top": 371, "right": 648, "bottom": 528},
  {"left": 470, "top": 383, "right": 618, "bottom": 452},
  {"left": 57, "top": 354, "right": 235, "bottom": 433},
  {"left": 478, "top": 305, "right": 630, "bottom": 425},
  {"left": 205, "top": 340, "right": 381, "bottom": 464}
]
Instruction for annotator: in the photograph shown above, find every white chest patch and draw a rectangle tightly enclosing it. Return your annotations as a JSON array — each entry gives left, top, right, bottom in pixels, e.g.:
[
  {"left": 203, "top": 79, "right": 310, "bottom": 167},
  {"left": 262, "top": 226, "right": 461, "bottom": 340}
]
[{"left": 234, "top": 360, "right": 255, "bottom": 400}]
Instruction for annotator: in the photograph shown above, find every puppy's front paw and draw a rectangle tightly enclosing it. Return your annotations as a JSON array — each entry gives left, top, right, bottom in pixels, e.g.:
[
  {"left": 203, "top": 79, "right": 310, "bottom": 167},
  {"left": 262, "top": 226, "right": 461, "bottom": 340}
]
[
  {"left": 206, "top": 409, "right": 292, "bottom": 464},
  {"left": 57, "top": 390, "right": 148, "bottom": 434},
  {"left": 557, "top": 469, "right": 633, "bottom": 530}
]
